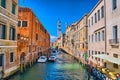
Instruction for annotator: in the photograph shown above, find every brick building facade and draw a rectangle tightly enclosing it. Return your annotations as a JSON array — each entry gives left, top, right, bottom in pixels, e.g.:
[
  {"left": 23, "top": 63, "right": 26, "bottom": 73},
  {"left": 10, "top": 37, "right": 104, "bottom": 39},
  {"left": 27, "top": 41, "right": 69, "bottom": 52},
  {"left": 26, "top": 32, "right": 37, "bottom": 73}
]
[{"left": 17, "top": 7, "right": 50, "bottom": 71}]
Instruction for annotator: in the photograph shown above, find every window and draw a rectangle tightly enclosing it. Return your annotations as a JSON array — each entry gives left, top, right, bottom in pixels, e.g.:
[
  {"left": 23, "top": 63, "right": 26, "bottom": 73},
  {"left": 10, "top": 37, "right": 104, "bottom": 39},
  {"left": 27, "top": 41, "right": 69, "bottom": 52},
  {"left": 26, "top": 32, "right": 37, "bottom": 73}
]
[
  {"left": 95, "top": 51, "right": 97, "bottom": 54},
  {"left": 98, "top": 10, "right": 100, "bottom": 21},
  {"left": 1, "top": 0, "right": 6, "bottom": 8},
  {"left": 82, "top": 44, "right": 84, "bottom": 48},
  {"left": 113, "top": 63, "right": 118, "bottom": 69},
  {"left": 113, "top": 25, "right": 118, "bottom": 42},
  {"left": 17, "top": 34, "right": 20, "bottom": 40},
  {"left": 91, "top": 17, "right": 93, "bottom": 25},
  {"left": 0, "top": 54, "right": 3, "bottom": 66},
  {"left": 45, "top": 30, "right": 46, "bottom": 34},
  {"left": 22, "top": 21, "right": 28, "bottom": 27},
  {"left": 89, "top": 35, "right": 90, "bottom": 42},
  {"left": 92, "top": 56, "right": 93, "bottom": 59},
  {"left": 95, "top": 33, "right": 97, "bottom": 42},
  {"left": 94, "top": 13, "right": 97, "bottom": 23},
  {"left": 112, "top": 0, "right": 117, "bottom": 10},
  {"left": 36, "top": 33, "right": 38, "bottom": 40},
  {"left": 29, "top": 45, "right": 31, "bottom": 52},
  {"left": 102, "top": 59, "right": 104, "bottom": 62},
  {"left": 88, "top": 19, "right": 90, "bottom": 27},
  {"left": 9, "top": 27, "right": 16, "bottom": 40},
  {"left": 35, "top": 46, "right": 37, "bottom": 51},
  {"left": 98, "top": 32, "right": 100, "bottom": 41},
  {"left": 98, "top": 51, "right": 100, "bottom": 54},
  {"left": 95, "top": 57, "right": 97, "bottom": 60},
  {"left": 18, "top": 21, "right": 21, "bottom": 27},
  {"left": 101, "top": 6, "right": 104, "bottom": 18},
  {"left": 92, "top": 51, "right": 93, "bottom": 55},
  {"left": 10, "top": 52, "right": 14, "bottom": 62},
  {"left": 104, "top": 63, "right": 107, "bottom": 67},
  {"left": 92, "top": 34, "right": 93, "bottom": 42},
  {"left": 89, "top": 50, "right": 90, "bottom": 57},
  {"left": 98, "top": 58, "right": 100, "bottom": 61},
  {"left": 12, "top": 3, "right": 16, "bottom": 14},
  {"left": 102, "top": 30, "right": 105, "bottom": 41},
  {"left": 0, "top": 24, "right": 6, "bottom": 39},
  {"left": 113, "top": 54, "right": 118, "bottom": 58}
]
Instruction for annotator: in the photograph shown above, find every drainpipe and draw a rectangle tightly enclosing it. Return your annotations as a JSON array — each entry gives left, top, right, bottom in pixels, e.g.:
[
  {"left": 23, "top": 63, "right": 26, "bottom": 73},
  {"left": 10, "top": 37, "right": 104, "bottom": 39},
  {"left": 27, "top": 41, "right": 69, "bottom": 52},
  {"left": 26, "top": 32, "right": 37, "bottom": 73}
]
[
  {"left": 30, "top": 11, "right": 33, "bottom": 67},
  {"left": 104, "top": 0, "right": 107, "bottom": 66}
]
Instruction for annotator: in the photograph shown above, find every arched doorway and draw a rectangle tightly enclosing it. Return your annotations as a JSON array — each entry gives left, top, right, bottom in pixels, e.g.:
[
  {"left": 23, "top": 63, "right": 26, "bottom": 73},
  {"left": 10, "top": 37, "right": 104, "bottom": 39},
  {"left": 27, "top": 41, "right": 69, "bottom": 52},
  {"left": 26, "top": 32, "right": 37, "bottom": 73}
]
[
  {"left": 20, "top": 52, "right": 26, "bottom": 72},
  {"left": 20, "top": 52, "right": 25, "bottom": 64}
]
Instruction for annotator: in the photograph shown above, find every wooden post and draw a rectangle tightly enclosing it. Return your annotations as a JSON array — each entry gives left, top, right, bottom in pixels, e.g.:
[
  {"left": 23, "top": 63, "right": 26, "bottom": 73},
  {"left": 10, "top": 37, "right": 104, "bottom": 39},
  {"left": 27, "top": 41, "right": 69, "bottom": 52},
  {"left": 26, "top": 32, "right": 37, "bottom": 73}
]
[
  {"left": 24, "top": 63, "right": 26, "bottom": 71},
  {"left": 20, "top": 64, "right": 23, "bottom": 73}
]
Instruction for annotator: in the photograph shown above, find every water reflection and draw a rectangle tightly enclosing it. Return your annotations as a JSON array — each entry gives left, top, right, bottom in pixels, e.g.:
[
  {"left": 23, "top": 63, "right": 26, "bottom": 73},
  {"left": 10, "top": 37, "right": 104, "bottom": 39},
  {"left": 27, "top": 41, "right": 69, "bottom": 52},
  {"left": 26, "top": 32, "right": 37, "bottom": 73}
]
[{"left": 9, "top": 52, "right": 89, "bottom": 80}]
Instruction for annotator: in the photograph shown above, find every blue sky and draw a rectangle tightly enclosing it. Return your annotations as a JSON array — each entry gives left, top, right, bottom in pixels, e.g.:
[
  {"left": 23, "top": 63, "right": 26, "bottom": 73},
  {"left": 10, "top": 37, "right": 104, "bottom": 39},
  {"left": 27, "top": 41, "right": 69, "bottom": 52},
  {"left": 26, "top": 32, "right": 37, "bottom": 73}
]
[{"left": 19, "top": 0, "right": 98, "bottom": 42}]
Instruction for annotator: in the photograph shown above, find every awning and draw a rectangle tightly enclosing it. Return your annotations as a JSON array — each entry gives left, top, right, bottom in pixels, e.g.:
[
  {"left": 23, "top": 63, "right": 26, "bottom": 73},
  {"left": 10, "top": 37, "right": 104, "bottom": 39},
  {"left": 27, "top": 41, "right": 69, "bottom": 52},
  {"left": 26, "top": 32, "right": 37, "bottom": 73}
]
[{"left": 92, "top": 54, "right": 120, "bottom": 65}]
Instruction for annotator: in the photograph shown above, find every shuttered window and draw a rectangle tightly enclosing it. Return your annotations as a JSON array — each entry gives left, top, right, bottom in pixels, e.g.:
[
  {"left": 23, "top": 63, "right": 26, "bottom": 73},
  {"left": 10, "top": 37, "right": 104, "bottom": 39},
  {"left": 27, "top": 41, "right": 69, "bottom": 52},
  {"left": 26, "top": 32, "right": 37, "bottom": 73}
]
[
  {"left": 12, "top": 3, "right": 16, "bottom": 14},
  {"left": 98, "top": 10, "right": 100, "bottom": 21},
  {"left": 0, "top": 54, "right": 3, "bottom": 66},
  {"left": 9, "top": 26, "right": 16, "bottom": 40},
  {"left": 1, "top": 0, "right": 6, "bottom": 8},
  {"left": 18, "top": 21, "right": 21, "bottom": 27},
  {"left": 22, "top": 21, "right": 28, "bottom": 27},
  {"left": 10, "top": 52, "right": 14, "bottom": 62},
  {"left": 112, "top": 0, "right": 117, "bottom": 10},
  {"left": 102, "top": 30, "right": 105, "bottom": 41},
  {"left": 0, "top": 24, "right": 6, "bottom": 39},
  {"left": 94, "top": 13, "right": 97, "bottom": 23},
  {"left": 101, "top": 6, "right": 104, "bottom": 18}
]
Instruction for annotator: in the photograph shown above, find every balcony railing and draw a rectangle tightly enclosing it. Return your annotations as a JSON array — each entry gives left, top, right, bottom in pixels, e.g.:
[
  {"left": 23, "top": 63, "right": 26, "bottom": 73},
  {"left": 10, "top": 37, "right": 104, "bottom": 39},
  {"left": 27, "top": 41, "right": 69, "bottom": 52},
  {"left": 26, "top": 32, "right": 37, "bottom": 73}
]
[{"left": 109, "top": 39, "right": 119, "bottom": 45}]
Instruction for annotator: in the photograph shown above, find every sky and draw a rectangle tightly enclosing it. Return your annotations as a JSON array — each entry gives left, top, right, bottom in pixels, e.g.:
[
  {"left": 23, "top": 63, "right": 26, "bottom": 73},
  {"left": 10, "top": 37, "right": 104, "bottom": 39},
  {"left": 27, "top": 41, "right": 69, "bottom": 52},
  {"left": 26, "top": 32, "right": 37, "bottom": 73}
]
[{"left": 19, "top": 0, "right": 99, "bottom": 42}]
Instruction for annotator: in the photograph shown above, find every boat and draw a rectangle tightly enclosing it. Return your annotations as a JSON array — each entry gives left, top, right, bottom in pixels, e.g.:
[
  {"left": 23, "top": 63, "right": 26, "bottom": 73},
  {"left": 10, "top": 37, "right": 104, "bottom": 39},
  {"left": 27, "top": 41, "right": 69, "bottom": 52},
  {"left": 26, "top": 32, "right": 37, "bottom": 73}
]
[
  {"left": 48, "top": 56, "right": 56, "bottom": 62},
  {"left": 38, "top": 56, "right": 47, "bottom": 63}
]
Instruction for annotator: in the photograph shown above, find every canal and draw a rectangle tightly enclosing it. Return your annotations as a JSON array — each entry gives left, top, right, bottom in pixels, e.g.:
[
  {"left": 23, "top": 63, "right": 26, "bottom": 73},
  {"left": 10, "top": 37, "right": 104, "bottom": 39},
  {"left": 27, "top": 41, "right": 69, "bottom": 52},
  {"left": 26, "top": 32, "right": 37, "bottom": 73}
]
[{"left": 8, "top": 52, "right": 91, "bottom": 80}]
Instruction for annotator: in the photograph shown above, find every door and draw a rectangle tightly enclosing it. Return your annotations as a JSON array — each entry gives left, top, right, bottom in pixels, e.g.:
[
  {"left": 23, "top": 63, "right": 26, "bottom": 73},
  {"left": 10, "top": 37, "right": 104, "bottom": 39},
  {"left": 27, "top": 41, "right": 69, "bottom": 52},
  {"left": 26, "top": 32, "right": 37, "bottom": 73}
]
[{"left": 0, "top": 54, "right": 4, "bottom": 79}]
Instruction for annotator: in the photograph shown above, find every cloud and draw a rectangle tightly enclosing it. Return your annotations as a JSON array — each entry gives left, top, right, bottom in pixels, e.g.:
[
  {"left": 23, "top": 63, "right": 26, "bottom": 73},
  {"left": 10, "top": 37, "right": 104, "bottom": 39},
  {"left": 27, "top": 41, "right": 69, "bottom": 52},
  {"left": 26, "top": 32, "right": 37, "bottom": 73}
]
[{"left": 50, "top": 35, "right": 57, "bottom": 42}]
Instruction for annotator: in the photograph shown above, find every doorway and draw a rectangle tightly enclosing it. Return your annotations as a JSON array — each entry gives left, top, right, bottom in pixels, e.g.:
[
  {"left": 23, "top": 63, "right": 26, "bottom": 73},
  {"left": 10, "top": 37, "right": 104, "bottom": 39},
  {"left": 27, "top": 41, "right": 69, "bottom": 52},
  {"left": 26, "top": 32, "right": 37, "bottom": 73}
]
[{"left": 0, "top": 54, "right": 4, "bottom": 79}]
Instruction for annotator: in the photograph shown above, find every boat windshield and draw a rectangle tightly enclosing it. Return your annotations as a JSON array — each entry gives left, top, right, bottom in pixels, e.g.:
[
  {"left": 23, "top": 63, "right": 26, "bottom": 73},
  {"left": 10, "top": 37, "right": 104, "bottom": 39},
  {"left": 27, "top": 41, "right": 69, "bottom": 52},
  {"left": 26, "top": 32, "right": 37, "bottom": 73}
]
[
  {"left": 41, "top": 57, "right": 46, "bottom": 59},
  {"left": 50, "top": 56, "right": 55, "bottom": 58}
]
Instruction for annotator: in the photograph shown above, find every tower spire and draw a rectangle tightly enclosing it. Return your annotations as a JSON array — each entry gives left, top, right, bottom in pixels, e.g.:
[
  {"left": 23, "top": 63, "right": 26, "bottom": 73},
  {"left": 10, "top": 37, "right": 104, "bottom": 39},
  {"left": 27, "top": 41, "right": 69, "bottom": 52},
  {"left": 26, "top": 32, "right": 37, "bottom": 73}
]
[{"left": 57, "top": 19, "right": 62, "bottom": 38}]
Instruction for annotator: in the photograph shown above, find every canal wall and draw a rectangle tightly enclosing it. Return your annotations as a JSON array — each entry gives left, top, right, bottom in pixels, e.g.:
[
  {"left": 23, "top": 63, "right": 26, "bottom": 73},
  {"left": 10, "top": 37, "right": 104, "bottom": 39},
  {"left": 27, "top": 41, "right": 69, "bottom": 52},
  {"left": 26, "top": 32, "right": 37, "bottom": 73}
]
[
  {"left": 3, "top": 57, "right": 38, "bottom": 80},
  {"left": 60, "top": 48, "right": 108, "bottom": 80},
  {"left": 4, "top": 66, "right": 19, "bottom": 78},
  {"left": 60, "top": 48, "right": 84, "bottom": 64},
  {"left": 4, "top": 50, "right": 51, "bottom": 79}
]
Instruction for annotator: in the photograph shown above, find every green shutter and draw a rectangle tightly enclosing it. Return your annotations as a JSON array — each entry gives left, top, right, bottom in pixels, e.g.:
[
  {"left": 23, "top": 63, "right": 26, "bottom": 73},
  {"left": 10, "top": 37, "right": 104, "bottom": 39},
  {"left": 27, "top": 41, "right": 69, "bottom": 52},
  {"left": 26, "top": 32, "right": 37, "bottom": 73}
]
[
  {"left": 12, "top": 3, "right": 16, "bottom": 14},
  {"left": 1, "top": 0, "right": 6, "bottom": 8},
  {"left": 14, "top": 28, "right": 16, "bottom": 40},
  {"left": 3, "top": 25, "right": 6, "bottom": 39},
  {"left": 9, "top": 27, "right": 12, "bottom": 40}
]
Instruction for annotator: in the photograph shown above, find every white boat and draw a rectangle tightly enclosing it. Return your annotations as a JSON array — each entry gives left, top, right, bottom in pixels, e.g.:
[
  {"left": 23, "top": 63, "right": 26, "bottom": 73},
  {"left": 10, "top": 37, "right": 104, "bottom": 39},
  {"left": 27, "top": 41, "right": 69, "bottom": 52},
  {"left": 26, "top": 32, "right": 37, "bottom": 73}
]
[
  {"left": 38, "top": 56, "right": 47, "bottom": 63},
  {"left": 48, "top": 56, "right": 56, "bottom": 62}
]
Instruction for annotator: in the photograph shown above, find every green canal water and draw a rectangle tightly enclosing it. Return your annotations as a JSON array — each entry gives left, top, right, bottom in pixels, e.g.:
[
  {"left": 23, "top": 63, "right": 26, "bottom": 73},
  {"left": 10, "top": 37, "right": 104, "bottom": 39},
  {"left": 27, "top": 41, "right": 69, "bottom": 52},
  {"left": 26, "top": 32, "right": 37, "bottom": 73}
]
[{"left": 8, "top": 52, "right": 91, "bottom": 80}]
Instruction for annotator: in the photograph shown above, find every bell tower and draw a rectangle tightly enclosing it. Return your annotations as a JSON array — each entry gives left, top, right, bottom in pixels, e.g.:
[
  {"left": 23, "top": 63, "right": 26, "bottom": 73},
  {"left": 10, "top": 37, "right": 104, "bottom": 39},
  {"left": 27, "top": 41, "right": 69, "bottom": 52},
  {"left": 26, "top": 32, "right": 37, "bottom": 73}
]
[{"left": 57, "top": 19, "right": 62, "bottom": 38}]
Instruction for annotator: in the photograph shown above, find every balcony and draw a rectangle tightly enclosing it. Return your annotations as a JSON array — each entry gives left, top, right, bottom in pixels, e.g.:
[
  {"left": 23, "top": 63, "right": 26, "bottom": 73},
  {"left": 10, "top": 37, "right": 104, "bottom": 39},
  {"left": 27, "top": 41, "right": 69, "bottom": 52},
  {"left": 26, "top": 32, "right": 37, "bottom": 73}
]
[{"left": 109, "top": 39, "right": 119, "bottom": 46}]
